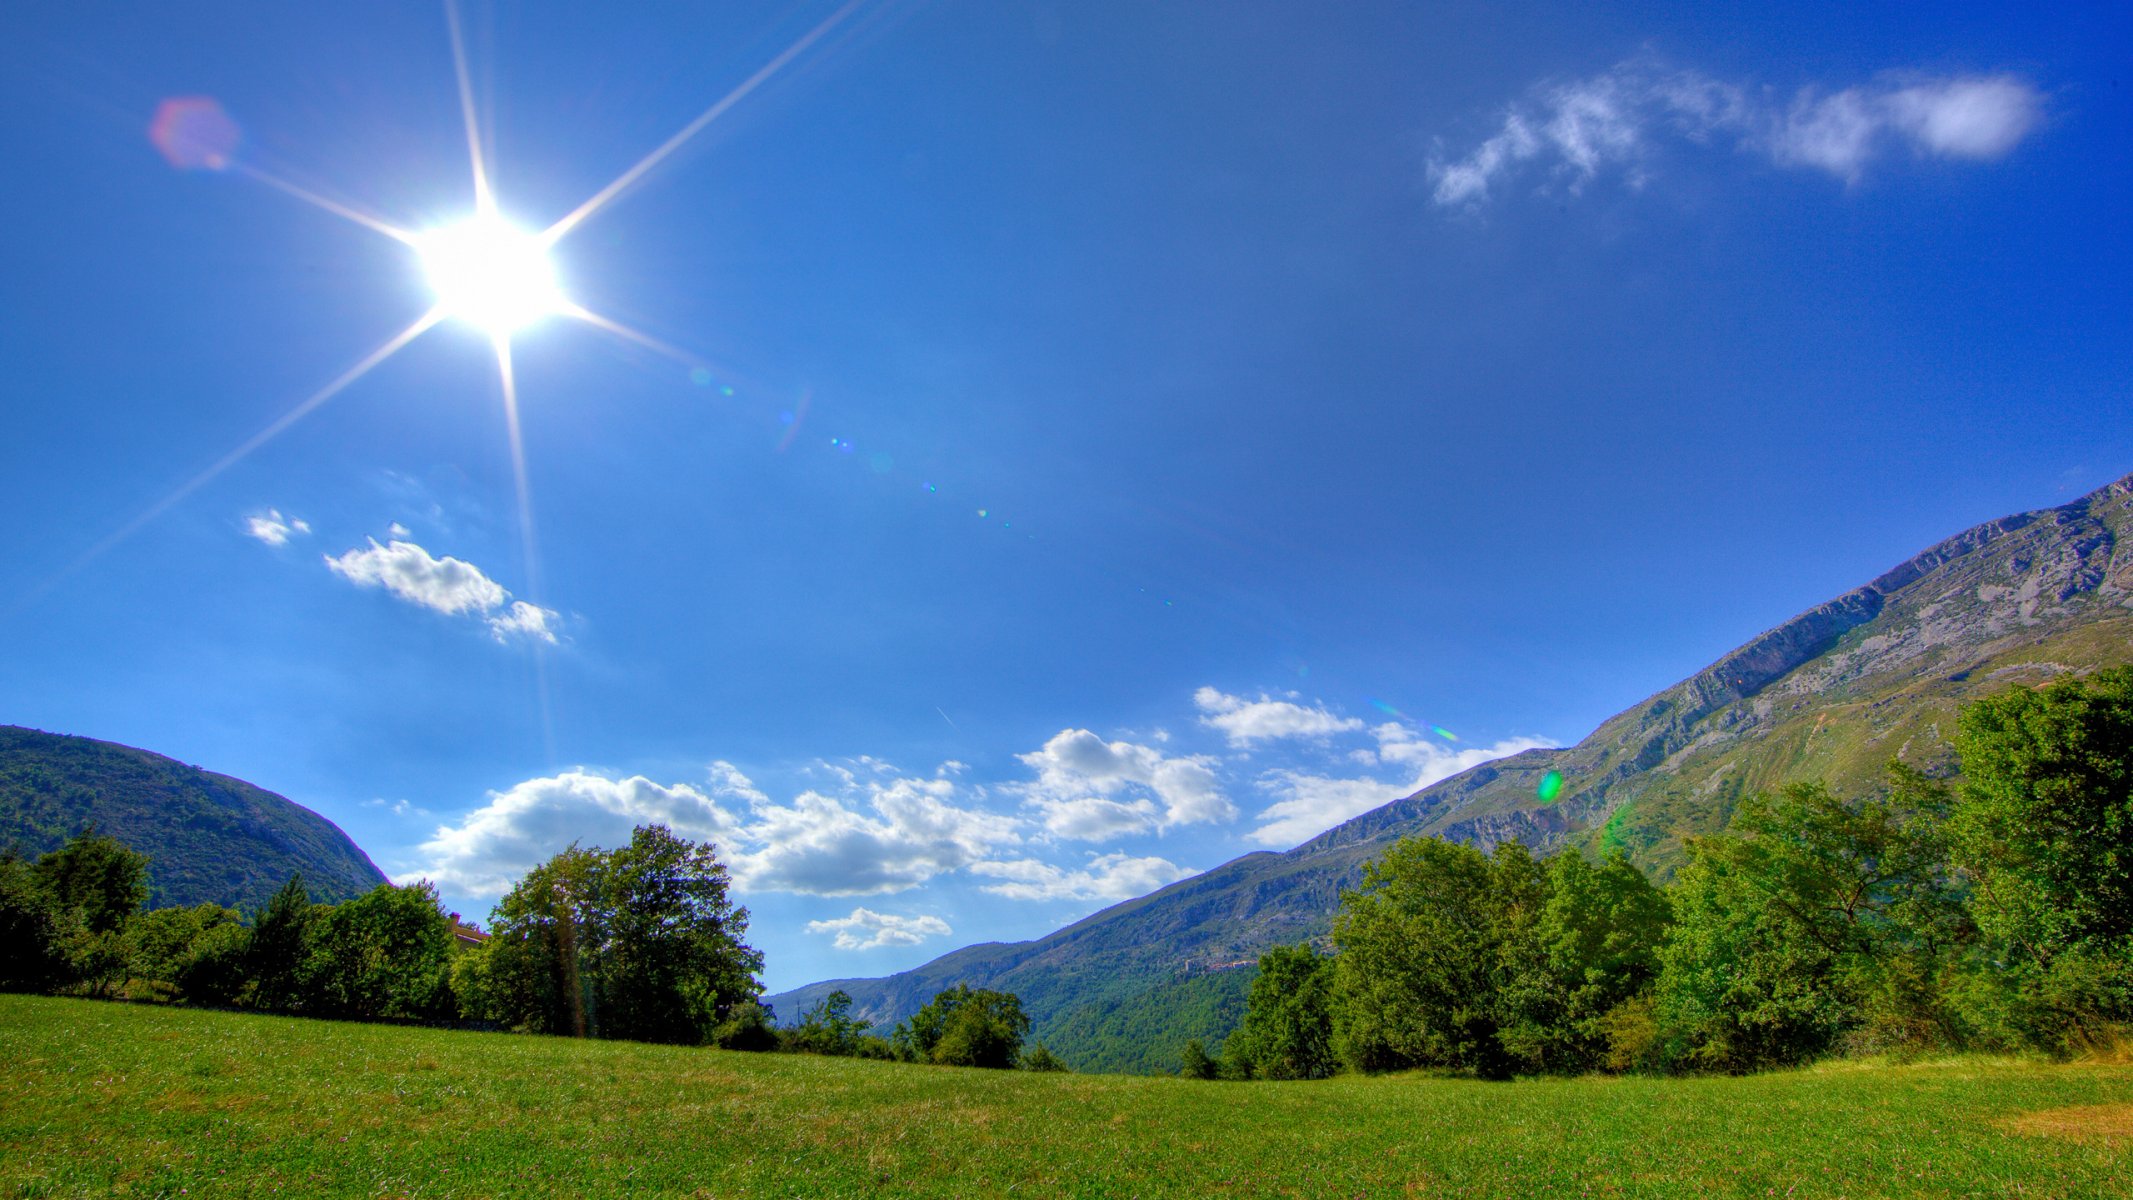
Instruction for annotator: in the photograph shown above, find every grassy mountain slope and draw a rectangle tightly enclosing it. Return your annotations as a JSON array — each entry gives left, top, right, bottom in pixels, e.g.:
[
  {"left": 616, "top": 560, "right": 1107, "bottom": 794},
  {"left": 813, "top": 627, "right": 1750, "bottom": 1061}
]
[
  {"left": 769, "top": 473, "right": 2133, "bottom": 1069},
  {"left": 0, "top": 726, "right": 388, "bottom": 911}
]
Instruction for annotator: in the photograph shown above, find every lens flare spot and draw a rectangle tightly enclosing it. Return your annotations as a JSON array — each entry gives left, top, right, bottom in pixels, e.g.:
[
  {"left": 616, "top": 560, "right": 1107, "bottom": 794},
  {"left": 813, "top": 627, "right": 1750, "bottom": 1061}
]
[
  {"left": 416, "top": 214, "right": 566, "bottom": 335},
  {"left": 1431, "top": 725, "right": 1459, "bottom": 742},
  {"left": 150, "top": 97, "right": 241, "bottom": 170},
  {"left": 1537, "top": 770, "right": 1565, "bottom": 803},
  {"left": 690, "top": 367, "right": 713, "bottom": 386}
]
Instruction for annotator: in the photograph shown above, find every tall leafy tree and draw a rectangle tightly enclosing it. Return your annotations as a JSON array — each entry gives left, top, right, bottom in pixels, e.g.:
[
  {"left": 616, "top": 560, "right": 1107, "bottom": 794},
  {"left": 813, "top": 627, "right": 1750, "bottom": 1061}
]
[
  {"left": 300, "top": 881, "right": 457, "bottom": 1020},
  {"left": 1331, "top": 837, "right": 1546, "bottom": 1077},
  {"left": 1950, "top": 667, "right": 2133, "bottom": 1045},
  {"left": 1653, "top": 774, "right": 1966, "bottom": 1071},
  {"left": 895, "top": 985, "right": 1030, "bottom": 1068},
  {"left": 1496, "top": 849, "right": 1671, "bottom": 1073},
  {"left": 0, "top": 851, "right": 67, "bottom": 993},
  {"left": 1227, "top": 943, "right": 1336, "bottom": 1080},
  {"left": 247, "top": 874, "right": 315, "bottom": 1012}
]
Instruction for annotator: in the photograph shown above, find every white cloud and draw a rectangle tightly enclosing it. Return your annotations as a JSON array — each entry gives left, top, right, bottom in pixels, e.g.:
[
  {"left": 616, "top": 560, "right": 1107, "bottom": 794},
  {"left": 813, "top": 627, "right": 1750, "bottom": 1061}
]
[
  {"left": 412, "top": 770, "right": 744, "bottom": 897},
  {"left": 1017, "top": 728, "right": 1234, "bottom": 838},
  {"left": 805, "top": 907, "right": 953, "bottom": 951},
  {"left": 324, "top": 534, "right": 560, "bottom": 644},
  {"left": 1247, "top": 728, "right": 1555, "bottom": 847},
  {"left": 1431, "top": 61, "right": 2043, "bottom": 205},
  {"left": 486, "top": 600, "right": 560, "bottom": 645},
  {"left": 408, "top": 762, "right": 1023, "bottom": 901},
  {"left": 734, "top": 776, "right": 1022, "bottom": 897},
  {"left": 1193, "top": 687, "right": 1363, "bottom": 746},
  {"left": 970, "top": 852, "right": 1197, "bottom": 902},
  {"left": 244, "top": 509, "right": 311, "bottom": 547}
]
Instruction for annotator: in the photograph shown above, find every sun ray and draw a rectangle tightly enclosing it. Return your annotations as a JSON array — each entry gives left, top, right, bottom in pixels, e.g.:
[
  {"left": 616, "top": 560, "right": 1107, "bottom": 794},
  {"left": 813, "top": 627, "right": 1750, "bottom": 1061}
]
[
  {"left": 540, "top": 0, "right": 866, "bottom": 246},
  {"left": 563, "top": 303, "right": 705, "bottom": 369},
  {"left": 234, "top": 162, "right": 418, "bottom": 245},
  {"left": 12, "top": 307, "right": 445, "bottom": 612},
  {"left": 492, "top": 332, "right": 558, "bottom": 760},
  {"left": 444, "top": 0, "right": 495, "bottom": 215}
]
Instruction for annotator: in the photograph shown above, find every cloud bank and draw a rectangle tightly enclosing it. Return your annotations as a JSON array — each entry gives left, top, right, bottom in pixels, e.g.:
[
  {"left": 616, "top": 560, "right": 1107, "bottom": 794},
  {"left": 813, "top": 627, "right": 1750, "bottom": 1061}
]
[
  {"left": 969, "top": 852, "right": 1196, "bottom": 902},
  {"left": 1431, "top": 61, "right": 2044, "bottom": 206},
  {"left": 1017, "top": 729, "right": 1233, "bottom": 839},
  {"left": 1247, "top": 725, "right": 1554, "bottom": 847},
  {"left": 324, "top": 535, "right": 560, "bottom": 643}
]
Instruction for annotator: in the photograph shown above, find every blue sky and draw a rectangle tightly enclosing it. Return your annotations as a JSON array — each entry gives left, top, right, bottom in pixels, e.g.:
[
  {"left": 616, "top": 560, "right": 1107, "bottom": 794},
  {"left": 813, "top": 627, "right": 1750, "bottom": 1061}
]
[{"left": 0, "top": 1, "right": 2125, "bottom": 992}]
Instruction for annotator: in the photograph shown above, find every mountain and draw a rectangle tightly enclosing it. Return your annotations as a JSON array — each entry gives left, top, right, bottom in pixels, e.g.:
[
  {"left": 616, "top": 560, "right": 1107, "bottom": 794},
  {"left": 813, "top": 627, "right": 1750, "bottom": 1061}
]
[
  {"left": 768, "top": 473, "right": 2133, "bottom": 1068},
  {"left": 0, "top": 726, "right": 388, "bottom": 911}
]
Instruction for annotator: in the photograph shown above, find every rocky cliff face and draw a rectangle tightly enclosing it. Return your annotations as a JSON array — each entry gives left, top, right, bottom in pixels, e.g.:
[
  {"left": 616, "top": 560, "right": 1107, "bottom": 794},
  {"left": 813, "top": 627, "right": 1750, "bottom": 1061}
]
[{"left": 769, "top": 474, "right": 2133, "bottom": 1057}]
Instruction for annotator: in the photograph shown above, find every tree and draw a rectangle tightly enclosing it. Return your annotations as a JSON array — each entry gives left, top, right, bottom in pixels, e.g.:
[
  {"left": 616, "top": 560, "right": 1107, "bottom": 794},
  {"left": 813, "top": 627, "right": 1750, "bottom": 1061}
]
[
  {"left": 895, "top": 985, "right": 1030, "bottom": 1068},
  {"left": 791, "top": 989, "right": 871, "bottom": 1056},
  {"left": 300, "top": 882, "right": 457, "bottom": 1020},
  {"left": 30, "top": 832, "right": 151, "bottom": 998},
  {"left": 1228, "top": 944, "right": 1337, "bottom": 1080},
  {"left": 0, "top": 851, "right": 67, "bottom": 993},
  {"left": 247, "top": 874, "right": 316, "bottom": 1012},
  {"left": 1497, "top": 849, "right": 1671, "bottom": 1073},
  {"left": 1331, "top": 838, "right": 1546, "bottom": 1078},
  {"left": 1019, "top": 1042, "right": 1068, "bottom": 1072},
  {"left": 1950, "top": 668, "right": 2133, "bottom": 1047},
  {"left": 480, "top": 827, "right": 762, "bottom": 1044},
  {"left": 1178, "top": 1038, "right": 1218, "bottom": 1080},
  {"left": 593, "top": 825, "right": 762, "bottom": 1044},
  {"left": 1652, "top": 774, "right": 1965, "bottom": 1071},
  {"left": 129, "top": 902, "right": 243, "bottom": 1001}
]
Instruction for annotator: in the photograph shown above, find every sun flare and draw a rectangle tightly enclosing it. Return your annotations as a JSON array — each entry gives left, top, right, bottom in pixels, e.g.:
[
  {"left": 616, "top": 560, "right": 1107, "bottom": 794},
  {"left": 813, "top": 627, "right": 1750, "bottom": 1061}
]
[{"left": 416, "top": 214, "right": 566, "bottom": 335}]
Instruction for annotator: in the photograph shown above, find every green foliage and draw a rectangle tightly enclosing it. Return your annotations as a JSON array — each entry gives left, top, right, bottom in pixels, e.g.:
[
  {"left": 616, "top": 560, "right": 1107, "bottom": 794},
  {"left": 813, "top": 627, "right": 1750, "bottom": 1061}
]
[
  {"left": 1496, "top": 849, "right": 1671, "bottom": 1073},
  {"left": 31, "top": 831, "right": 147, "bottom": 935},
  {"left": 1652, "top": 774, "right": 1969, "bottom": 1071},
  {"left": 1018, "top": 1041, "right": 1068, "bottom": 1072},
  {"left": 128, "top": 902, "right": 242, "bottom": 1001},
  {"left": 1036, "top": 968, "right": 1253, "bottom": 1075},
  {"left": 790, "top": 989, "right": 872, "bottom": 1056},
  {"left": 0, "top": 852, "right": 67, "bottom": 993},
  {"left": 299, "top": 881, "right": 457, "bottom": 1021},
  {"left": 246, "top": 874, "right": 314, "bottom": 1012},
  {"left": 1948, "top": 667, "right": 2133, "bottom": 1048},
  {"left": 477, "top": 826, "right": 761, "bottom": 1044},
  {"left": 1177, "top": 1038, "right": 1217, "bottom": 1080},
  {"left": 896, "top": 985, "right": 1030, "bottom": 1069},
  {"left": 0, "top": 726, "right": 387, "bottom": 912},
  {"left": 711, "top": 999, "right": 780, "bottom": 1052},
  {"left": 1331, "top": 838, "right": 1546, "bottom": 1077},
  {"left": 1228, "top": 944, "right": 1336, "bottom": 1080}
]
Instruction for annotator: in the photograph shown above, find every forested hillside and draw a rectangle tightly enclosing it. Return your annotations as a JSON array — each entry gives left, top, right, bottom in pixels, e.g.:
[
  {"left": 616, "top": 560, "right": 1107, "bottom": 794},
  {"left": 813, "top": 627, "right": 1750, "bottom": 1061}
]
[
  {"left": 771, "top": 473, "right": 2133, "bottom": 1068},
  {"left": 0, "top": 727, "right": 385, "bottom": 911}
]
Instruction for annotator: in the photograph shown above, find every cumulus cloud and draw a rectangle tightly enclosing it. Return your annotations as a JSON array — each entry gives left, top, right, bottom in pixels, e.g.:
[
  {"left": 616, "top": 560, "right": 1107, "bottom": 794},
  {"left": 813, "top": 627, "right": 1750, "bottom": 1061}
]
[
  {"left": 735, "top": 776, "right": 1022, "bottom": 896},
  {"left": 1431, "top": 60, "right": 2043, "bottom": 206},
  {"left": 409, "top": 761, "right": 1023, "bottom": 901},
  {"left": 1194, "top": 687, "right": 1363, "bottom": 746},
  {"left": 970, "top": 852, "right": 1197, "bottom": 902},
  {"left": 1017, "top": 728, "right": 1233, "bottom": 838},
  {"left": 324, "top": 535, "right": 560, "bottom": 644},
  {"left": 413, "top": 770, "right": 745, "bottom": 897},
  {"left": 805, "top": 907, "right": 953, "bottom": 951},
  {"left": 244, "top": 509, "right": 311, "bottom": 547},
  {"left": 1247, "top": 727, "right": 1555, "bottom": 847}
]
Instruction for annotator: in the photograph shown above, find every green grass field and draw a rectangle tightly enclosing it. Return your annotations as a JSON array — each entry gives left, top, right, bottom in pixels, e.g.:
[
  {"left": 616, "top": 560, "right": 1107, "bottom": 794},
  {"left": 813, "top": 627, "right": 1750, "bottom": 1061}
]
[{"left": 2, "top": 995, "right": 2128, "bottom": 1198}]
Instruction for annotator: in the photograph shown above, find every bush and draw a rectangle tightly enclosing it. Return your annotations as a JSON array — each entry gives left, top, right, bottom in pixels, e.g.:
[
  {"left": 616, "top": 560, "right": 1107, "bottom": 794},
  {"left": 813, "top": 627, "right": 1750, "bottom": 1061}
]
[
  {"left": 1178, "top": 1038, "right": 1218, "bottom": 1080},
  {"left": 711, "top": 999, "right": 779, "bottom": 1052},
  {"left": 1019, "top": 1042, "right": 1068, "bottom": 1072}
]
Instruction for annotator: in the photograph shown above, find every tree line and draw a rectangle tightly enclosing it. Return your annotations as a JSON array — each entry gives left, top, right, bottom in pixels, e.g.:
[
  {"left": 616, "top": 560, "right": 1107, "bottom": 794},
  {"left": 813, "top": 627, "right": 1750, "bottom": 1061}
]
[
  {"left": 1200, "top": 669, "right": 2133, "bottom": 1080},
  {"left": 1, "top": 819, "right": 1054, "bottom": 1069}
]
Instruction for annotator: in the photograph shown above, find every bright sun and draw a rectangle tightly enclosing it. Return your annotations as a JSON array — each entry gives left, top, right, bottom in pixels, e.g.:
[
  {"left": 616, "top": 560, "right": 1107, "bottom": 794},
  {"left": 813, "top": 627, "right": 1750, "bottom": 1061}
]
[{"left": 416, "top": 214, "right": 566, "bottom": 335}]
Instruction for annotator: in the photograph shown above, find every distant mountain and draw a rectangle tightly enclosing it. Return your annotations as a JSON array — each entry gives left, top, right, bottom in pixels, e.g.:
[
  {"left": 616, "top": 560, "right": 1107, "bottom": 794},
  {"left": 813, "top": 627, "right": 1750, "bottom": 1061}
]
[
  {"left": 0, "top": 727, "right": 388, "bottom": 911},
  {"left": 768, "top": 473, "right": 2133, "bottom": 1069}
]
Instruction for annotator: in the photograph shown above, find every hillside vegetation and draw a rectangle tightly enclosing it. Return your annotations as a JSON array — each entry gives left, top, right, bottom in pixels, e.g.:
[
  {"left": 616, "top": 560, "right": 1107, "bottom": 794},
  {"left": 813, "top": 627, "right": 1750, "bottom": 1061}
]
[
  {"left": 0, "top": 727, "right": 385, "bottom": 911},
  {"left": 4, "top": 995, "right": 2130, "bottom": 1198},
  {"left": 771, "top": 474, "right": 2133, "bottom": 1059}
]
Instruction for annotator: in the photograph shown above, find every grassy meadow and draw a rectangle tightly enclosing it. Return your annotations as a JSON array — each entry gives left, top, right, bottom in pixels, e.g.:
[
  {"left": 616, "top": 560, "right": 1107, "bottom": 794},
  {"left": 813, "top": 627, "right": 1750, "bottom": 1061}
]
[{"left": 2, "top": 995, "right": 2130, "bottom": 1198}]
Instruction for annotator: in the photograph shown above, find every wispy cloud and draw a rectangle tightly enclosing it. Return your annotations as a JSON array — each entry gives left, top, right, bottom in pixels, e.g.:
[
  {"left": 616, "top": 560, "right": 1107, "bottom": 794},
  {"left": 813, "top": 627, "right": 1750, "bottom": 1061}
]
[
  {"left": 323, "top": 534, "right": 559, "bottom": 643},
  {"left": 1431, "top": 60, "right": 2045, "bottom": 207},
  {"left": 244, "top": 509, "right": 311, "bottom": 547},
  {"left": 969, "top": 852, "right": 1196, "bottom": 902},
  {"left": 805, "top": 907, "right": 953, "bottom": 950},
  {"left": 1246, "top": 725, "right": 1553, "bottom": 847}
]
